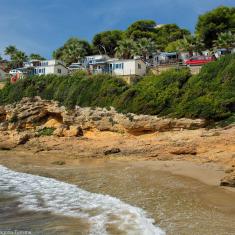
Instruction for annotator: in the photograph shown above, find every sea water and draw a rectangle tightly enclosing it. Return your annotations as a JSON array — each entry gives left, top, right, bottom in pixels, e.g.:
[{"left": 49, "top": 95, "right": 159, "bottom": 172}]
[{"left": 0, "top": 165, "right": 165, "bottom": 235}]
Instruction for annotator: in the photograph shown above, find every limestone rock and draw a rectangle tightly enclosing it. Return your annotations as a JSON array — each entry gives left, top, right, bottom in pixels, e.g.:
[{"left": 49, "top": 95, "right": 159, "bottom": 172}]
[
  {"left": 44, "top": 118, "right": 62, "bottom": 129},
  {"left": 53, "top": 125, "right": 83, "bottom": 137},
  {"left": 119, "top": 114, "right": 205, "bottom": 134},
  {"left": 53, "top": 125, "right": 68, "bottom": 137},
  {"left": 4, "top": 97, "right": 64, "bottom": 130},
  {"left": 0, "top": 97, "right": 207, "bottom": 135},
  {"left": 63, "top": 125, "right": 83, "bottom": 137},
  {"left": 170, "top": 147, "right": 197, "bottom": 155}
]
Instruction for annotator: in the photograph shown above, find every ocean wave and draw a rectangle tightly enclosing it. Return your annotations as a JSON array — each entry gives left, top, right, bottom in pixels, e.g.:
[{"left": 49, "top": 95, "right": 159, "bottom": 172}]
[{"left": 0, "top": 165, "right": 165, "bottom": 235}]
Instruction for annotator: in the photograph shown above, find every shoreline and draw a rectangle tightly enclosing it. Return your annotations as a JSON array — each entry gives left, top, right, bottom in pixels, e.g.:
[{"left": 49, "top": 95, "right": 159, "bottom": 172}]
[
  {"left": 1, "top": 138, "right": 235, "bottom": 234},
  {"left": 0, "top": 150, "right": 234, "bottom": 193},
  {"left": 0, "top": 124, "right": 235, "bottom": 189}
]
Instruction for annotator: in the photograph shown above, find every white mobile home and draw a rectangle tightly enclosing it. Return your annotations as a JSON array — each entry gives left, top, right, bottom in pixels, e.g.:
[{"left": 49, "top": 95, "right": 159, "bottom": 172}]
[
  {"left": 68, "top": 56, "right": 147, "bottom": 77},
  {"left": 23, "top": 60, "right": 68, "bottom": 76},
  {"left": 108, "top": 59, "right": 146, "bottom": 76},
  {"left": 85, "top": 55, "right": 110, "bottom": 66}
]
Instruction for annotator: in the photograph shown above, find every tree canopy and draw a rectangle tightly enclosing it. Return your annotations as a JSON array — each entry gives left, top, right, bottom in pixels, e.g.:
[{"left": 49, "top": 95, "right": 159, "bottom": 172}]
[
  {"left": 156, "top": 24, "right": 190, "bottom": 50},
  {"left": 29, "top": 53, "right": 46, "bottom": 61},
  {"left": 126, "top": 21, "right": 190, "bottom": 50},
  {"left": 126, "top": 20, "right": 157, "bottom": 36},
  {"left": 196, "top": 6, "right": 235, "bottom": 49},
  {"left": 92, "top": 30, "right": 124, "bottom": 56}
]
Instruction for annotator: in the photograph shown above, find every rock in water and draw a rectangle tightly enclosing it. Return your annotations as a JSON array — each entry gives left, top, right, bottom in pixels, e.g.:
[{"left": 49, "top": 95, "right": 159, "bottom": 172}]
[{"left": 104, "top": 148, "right": 121, "bottom": 155}]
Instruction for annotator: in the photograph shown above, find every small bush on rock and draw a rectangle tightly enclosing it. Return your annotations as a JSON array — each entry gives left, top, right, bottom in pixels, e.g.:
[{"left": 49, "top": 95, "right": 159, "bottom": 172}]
[{"left": 38, "top": 127, "right": 55, "bottom": 136}]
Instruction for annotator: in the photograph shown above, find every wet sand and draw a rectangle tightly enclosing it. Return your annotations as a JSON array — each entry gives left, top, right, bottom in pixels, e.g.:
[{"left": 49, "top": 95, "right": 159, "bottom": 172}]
[{"left": 0, "top": 153, "right": 235, "bottom": 234}]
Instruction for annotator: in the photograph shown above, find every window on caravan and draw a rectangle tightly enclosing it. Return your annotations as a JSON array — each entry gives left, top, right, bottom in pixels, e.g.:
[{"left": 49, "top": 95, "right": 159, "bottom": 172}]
[
  {"left": 40, "top": 61, "right": 48, "bottom": 66},
  {"left": 114, "top": 63, "right": 124, "bottom": 69}
]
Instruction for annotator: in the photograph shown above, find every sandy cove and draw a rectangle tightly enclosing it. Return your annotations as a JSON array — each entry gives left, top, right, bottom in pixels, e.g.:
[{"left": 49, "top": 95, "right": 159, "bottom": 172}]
[
  {"left": 1, "top": 120, "right": 235, "bottom": 235},
  {"left": 0, "top": 125, "right": 235, "bottom": 190}
]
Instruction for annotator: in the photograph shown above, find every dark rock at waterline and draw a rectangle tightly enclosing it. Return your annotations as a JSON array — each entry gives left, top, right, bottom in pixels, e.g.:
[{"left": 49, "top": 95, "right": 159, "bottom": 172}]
[
  {"left": 220, "top": 172, "right": 235, "bottom": 187},
  {"left": 51, "top": 161, "right": 66, "bottom": 166},
  {"left": 104, "top": 148, "right": 121, "bottom": 155}
]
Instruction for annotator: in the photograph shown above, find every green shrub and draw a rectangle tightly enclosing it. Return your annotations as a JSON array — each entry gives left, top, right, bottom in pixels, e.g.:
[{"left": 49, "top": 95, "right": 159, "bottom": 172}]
[{"left": 38, "top": 127, "right": 55, "bottom": 136}]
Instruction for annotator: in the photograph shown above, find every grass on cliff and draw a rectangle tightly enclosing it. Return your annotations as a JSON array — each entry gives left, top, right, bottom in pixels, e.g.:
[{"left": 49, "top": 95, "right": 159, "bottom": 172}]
[{"left": 0, "top": 54, "right": 234, "bottom": 122}]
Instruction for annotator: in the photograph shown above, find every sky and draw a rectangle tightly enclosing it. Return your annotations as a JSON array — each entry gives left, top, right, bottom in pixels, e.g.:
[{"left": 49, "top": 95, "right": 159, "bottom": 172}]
[{"left": 0, "top": 0, "right": 234, "bottom": 59}]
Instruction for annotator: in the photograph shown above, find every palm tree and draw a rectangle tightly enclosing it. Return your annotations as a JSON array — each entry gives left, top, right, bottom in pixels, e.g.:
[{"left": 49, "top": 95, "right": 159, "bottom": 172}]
[
  {"left": 213, "top": 31, "right": 235, "bottom": 51},
  {"left": 176, "top": 35, "right": 204, "bottom": 56},
  {"left": 4, "top": 45, "right": 18, "bottom": 58},
  {"left": 115, "top": 39, "right": 137, "bottom": 59},
  {"left": 11, "top": 51, "right": 28, "bottom": 68},
  {"left": 62, "top": 43, "right": 86, "bottom": 65},
  {"left": 53, "top": 38, "right": 91, "bottom": 65},
  {"left": 61, "top": 38, "right": 87, "bottom": 65},
  {"left": 135, "top": 38, "right": 158, "bottom": 60},
  {"left": 4, "top": 45, "right": 28, "bottom": 68}
]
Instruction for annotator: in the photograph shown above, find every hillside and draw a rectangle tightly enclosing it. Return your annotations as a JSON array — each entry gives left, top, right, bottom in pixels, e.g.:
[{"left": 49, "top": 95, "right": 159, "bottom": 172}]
[{"left": 0, "top": 54, "right": 234, "bottom": 122}]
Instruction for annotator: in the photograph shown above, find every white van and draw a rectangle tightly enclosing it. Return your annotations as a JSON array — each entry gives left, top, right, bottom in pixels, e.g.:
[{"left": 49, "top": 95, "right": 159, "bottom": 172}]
[{"left": 9, "top": 69, "right": 23, "bottom": 75}]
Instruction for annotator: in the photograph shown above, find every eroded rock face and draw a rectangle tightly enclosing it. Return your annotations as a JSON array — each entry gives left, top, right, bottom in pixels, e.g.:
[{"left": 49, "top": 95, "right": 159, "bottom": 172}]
[
  {"left": 3, "top": 97, "right": 64, "bottom": 130},
  {"left": 0, "top": 97, "right": 206, "bottom": 136}
]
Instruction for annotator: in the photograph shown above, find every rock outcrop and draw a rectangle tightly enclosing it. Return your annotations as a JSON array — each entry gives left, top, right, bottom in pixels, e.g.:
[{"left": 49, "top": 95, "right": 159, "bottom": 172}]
[
  {"left": 0, "top": 97, "right": 206, "bottom": 137},
  {"left": 170, "top": 146, "right": 197, "bottom": 155}
]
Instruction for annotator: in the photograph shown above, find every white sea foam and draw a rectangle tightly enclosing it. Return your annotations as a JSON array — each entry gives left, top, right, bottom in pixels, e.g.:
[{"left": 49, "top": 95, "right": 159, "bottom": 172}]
[{"left": 0, "top": 165, "right": 165, "bottom": 235}]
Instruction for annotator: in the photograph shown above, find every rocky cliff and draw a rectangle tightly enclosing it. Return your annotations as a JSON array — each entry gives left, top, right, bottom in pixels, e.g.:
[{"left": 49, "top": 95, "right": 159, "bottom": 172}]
[{"left": 0, "top": 96, "right": 206, "bottom": 137}]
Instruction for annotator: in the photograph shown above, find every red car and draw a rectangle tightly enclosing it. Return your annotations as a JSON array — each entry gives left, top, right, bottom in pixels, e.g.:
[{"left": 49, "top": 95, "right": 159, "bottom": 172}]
[{"left": 185, "top": 56, "right": 215, "bottom": 66}]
